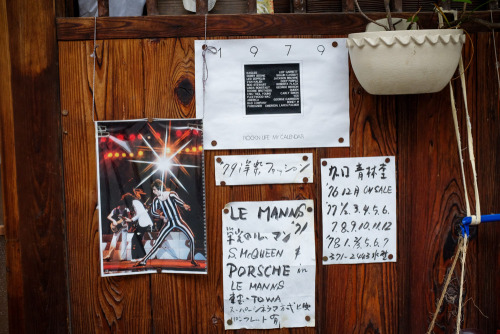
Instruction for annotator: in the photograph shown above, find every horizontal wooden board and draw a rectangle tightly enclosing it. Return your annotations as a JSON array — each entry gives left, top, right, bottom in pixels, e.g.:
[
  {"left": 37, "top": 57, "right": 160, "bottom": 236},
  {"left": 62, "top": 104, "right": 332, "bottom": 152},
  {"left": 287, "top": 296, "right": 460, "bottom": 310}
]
[{"left": 56, "top": 12, "right": 500, "bottom": 40}]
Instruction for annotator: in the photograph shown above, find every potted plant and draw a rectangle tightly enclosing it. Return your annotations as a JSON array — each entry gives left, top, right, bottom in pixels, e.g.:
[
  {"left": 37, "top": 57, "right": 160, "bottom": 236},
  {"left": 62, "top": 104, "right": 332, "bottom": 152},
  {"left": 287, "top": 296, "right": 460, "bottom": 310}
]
[{"left": 346, "top": 0, "right": 467, "bottom": 95}]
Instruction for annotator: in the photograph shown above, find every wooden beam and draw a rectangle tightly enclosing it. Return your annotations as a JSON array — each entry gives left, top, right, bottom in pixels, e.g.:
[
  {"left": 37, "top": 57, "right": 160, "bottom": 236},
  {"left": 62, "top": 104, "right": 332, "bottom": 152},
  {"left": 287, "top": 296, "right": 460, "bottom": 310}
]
[
  {"left": 248, "top": 0, "right": 257, "bottom": 14},
  {"left": 98, "top": 0, "right": 109, "bottom": 16},
  {"left": 1, "top": 0, "right": 69, "bottom": 333},
  {"left": 293, "top": 0, "right": 306, "bottom": 13},
  {"left": 147, "top": 0, "right": 160, "bottom": 15},
  {"left": 196, "top": 0, "right": 208, "bottom": 14},
  {"left": 342, "top": 0, "right": 354, "bottom": 12},
  {"left": 56, "top": 11, "right": 500, "bottom": 40}
]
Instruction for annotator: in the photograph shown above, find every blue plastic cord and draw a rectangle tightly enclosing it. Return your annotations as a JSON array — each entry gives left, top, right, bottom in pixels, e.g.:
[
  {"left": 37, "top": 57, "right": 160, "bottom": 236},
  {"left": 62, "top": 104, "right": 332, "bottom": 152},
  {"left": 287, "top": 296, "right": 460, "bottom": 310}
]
[{"left": 461, "top": 214, "right": 500, "bottom": 236}]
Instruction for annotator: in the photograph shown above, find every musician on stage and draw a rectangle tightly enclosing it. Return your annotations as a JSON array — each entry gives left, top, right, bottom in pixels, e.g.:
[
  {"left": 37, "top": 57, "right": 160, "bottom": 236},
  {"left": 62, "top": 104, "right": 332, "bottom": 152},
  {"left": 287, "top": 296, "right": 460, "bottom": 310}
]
[
  {"left": 104, "top": 200, "right": 130, "bottom": 261},
  {"left": 122, "top": 192, "right": 153, "bottom": 261},
  {"left": 135, "top": 179, "right": 198, "bottom": 267}
]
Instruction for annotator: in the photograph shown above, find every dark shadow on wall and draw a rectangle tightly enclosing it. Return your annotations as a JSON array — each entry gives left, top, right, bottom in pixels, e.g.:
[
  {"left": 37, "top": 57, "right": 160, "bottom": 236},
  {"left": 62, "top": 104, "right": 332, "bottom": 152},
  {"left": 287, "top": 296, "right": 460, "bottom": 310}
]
[{"left": 0, "top": 166, "right": 7, "bottom": 333}]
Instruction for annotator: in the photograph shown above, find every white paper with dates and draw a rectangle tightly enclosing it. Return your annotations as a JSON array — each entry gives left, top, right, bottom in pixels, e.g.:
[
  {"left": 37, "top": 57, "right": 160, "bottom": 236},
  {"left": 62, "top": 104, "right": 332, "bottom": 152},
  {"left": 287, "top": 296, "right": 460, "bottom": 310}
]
[{"left": 321, "top": 156, "right": 397, "bottom": 264}]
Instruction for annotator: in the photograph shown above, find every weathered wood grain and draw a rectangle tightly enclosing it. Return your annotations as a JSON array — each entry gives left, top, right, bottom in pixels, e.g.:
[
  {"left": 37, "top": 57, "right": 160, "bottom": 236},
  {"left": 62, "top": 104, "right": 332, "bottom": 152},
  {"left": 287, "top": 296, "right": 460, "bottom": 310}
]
[
  {"left": 2, "top": 0, "right": 70, "bottom": 333},
  {"left": 247, "top": 0, "right": 257, "bottom": 14},
  {"left": 59, "top": 39, "right": 152, "bottom": 333},
  {"left": 147, "top": 0, "right": 160, "bottom": 15},
  {"left": 0, "top": 5, "right": 24, "bottom": 329},
  {"left": 157, "top": 0, "right": 192, "bottom": 15},
  {"left": 344, "top": 67, "right": 397, "bottom": 333},
  {"left": 396, "top": 77, "right": 474, "bottom": 333},
  {"left": 453, "top": 33, "right": 480, "bottom": 333},
  {"left": 305, "top": 0, "right": 341, "bottom": 13},
  {"left": 197, "top": 0, "right": 209, "bottom": 14},
  {"left": 98, "top": 0, "right": 109, "bottom": 16},
  {"left": 56, "top": 12, "right": 500, "bottom": 41},
  {"left": 141, "top": 36, "right": 212, "bottom": 333},
  {"left": 143, "top": 38, "right": 197, "bottom": 118},
  {"left": 55, "top": 29, "right": 500, "bottom": 334},
  {"left": 475, "top": 32, "right": 500, "bottom": 334},
  {"left": 293, "top": 0, "right": 307, "bottom": 13}
]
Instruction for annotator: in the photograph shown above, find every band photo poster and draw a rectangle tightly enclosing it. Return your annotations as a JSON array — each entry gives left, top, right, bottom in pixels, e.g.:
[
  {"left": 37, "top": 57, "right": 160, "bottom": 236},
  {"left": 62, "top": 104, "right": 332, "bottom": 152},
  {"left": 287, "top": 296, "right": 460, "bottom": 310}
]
[{"left": 95, "top": 119, "right": 207, "bottom": 276}]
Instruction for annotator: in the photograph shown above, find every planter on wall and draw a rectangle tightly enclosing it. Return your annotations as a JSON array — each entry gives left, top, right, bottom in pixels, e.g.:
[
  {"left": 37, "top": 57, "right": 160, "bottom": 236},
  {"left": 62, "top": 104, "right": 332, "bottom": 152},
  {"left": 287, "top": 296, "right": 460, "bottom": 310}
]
[{"left": 346, "top": 27, "right": 466, "bottom": 95}]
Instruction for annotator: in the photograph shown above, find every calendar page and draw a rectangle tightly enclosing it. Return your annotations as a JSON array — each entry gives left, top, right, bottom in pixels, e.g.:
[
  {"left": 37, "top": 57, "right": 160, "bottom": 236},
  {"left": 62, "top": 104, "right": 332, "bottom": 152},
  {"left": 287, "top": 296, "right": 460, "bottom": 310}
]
[{"left": 195, "top": 38, "right": 349, "bottom": 150}]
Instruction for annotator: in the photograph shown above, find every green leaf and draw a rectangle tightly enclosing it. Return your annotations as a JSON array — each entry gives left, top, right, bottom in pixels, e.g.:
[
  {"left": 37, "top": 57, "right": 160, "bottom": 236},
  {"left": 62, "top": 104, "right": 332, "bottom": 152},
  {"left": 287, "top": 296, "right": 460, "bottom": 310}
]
[
  {"left": 406, "top": 16, "right": 419, "bottom": 23},
  {"left": 452, "top": 0, "right": 472, "bottom": 4}
]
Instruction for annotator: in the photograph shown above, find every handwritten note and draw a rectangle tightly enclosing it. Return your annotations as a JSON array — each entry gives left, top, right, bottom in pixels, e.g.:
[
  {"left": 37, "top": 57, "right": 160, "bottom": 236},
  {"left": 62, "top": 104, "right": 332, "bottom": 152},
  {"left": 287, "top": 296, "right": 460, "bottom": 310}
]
[
  {"left": 321, "top": 157, "right": 397, "bottom": 264},
  {"left": 223, "top": 200, "right": 315, "bottom": 330},
  {"left": 215, "top": 153, "right": 313, "bottom": 186}
]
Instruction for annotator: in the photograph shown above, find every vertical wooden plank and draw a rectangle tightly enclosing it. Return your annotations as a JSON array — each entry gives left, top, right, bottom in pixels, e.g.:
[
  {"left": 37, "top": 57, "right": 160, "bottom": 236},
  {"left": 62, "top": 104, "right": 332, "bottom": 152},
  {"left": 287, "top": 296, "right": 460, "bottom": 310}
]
[
  {"left": 452, "top": 33, "right": 479, "bottom": 332},
  {"left": 143, "top": 37, "right": 213, "bottom": 333},
  {"left": 395, "top": 93, "right": 413, "bottom": 334},
  {"left": 349, "top": 76, "right": 397, "bottom": 334},
  {"left": 147, "top": 0, "right": 160, "bottom": 15},
  {"left": 321, "top": 58, "right": 397, "bottom": 333},
  {"left": 398, "top": 86, "right": 470, "bottom": 333},
  {"left": 248, "top": 0, "right": 257, "bottom": 13},
  {"left": 293, "top": 0, "right": 307, "bottom": 13},
  {"left": 475, "top": 31, "right": 500, "bottom": 334},
  {"left": 56, "top": 0, "right": 75, "bottom": 17},
  {"left": 59, "top": 39, "right": 152, "bottom": 333},
  {"left": 342, "top": 0, "right": 354, "bottom": 12},
  {"left": 98, "top": 0, "right": 109, "bottom": 16},
  {"left": 1, "top": 0, "right": 69, "bottom": 333},
  {"left": 144, "top": 38, "right": 196, "bottom": 118},
  {"left": 0, "top": 0, "right": 22, "bottom": 332},
  {"left": 196, "top": 0, "right": 209, "bottom": 14}
]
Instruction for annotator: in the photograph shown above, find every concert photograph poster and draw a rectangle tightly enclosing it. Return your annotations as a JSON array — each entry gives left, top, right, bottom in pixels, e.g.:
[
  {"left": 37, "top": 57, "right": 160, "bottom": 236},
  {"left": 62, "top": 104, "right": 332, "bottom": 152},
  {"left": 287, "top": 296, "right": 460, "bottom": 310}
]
[{"left": 95, "top": 119, "right": 207, "bottom": 276}]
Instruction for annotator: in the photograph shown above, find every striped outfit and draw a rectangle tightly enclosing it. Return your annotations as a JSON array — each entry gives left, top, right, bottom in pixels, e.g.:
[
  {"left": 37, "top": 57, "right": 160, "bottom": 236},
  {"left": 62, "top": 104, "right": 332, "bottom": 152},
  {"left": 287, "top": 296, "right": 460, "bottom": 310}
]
[{"left": 140, "top": 191, "right": 195, "bottom": 264}]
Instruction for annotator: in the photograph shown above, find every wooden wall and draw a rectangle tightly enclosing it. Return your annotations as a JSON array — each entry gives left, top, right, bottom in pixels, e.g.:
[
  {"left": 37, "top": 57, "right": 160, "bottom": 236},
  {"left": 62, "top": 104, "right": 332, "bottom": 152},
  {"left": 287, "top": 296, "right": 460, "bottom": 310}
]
[
  {"left": 54, "top": 15, "right": 500, "bottom": 333},
  {"left": 1, "top": 0, "right": 69, "bottom": 332}
]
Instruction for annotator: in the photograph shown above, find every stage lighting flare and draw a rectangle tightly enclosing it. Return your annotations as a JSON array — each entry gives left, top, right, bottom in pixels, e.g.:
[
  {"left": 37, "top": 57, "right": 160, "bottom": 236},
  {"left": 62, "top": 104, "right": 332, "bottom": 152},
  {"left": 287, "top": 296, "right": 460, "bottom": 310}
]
[
  {"left": 130, "top": 122, "right": 200, "bottom": 193},
  {"left": 114, "top": 153, "right": 119, "bottom": 158},
  {"left": 107, "top": 152, "right": 113, "bottom": 158},
  {"left": 138, "top": 151, "right": 144, "bottom": 156},
  {"left": 158, "top": 157, "right": 172, "bottom": 172}
]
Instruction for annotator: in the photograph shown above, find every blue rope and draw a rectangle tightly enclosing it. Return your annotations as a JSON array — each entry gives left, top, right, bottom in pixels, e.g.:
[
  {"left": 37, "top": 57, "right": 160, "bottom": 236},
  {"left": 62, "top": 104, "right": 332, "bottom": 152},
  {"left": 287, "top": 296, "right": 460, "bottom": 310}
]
[{"left": 461, "top": 214, "right": 500, "bottom": 236}]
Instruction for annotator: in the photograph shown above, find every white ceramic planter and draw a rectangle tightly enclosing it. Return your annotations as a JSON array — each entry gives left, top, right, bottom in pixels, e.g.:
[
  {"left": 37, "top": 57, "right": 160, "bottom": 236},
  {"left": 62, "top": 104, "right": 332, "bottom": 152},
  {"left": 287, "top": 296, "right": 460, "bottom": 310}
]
[{"left": 347, "top": 29, "right": 466, "bottom": 95}]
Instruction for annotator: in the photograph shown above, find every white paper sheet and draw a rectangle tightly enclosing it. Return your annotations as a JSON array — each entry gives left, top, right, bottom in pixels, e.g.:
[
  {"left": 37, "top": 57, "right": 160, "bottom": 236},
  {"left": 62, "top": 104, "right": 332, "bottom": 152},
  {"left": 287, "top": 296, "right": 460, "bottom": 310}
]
[
  {"left": 223, "top": 200, "right": 316, "bottom": 330},
  {"left": 321, "top": 157, "right": 397, "bottom": 264},
  {"left": 195, "top": 38, "right": 349, "bottom": 150},
  {"left": 215, "top": 153, "right": 313, "bottom": 185}
]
